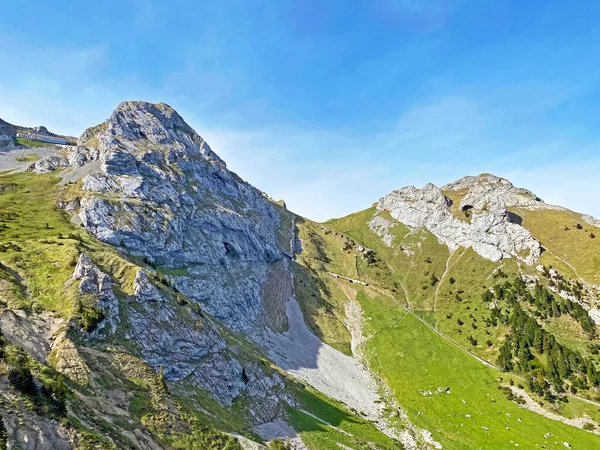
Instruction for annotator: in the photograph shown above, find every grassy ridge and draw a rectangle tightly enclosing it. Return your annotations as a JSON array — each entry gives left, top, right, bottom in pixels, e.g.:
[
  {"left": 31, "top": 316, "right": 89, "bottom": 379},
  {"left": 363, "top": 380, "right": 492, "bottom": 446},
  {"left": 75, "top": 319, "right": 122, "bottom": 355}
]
[
  {"left": 0, "top": 172, "right": 137, "bottom": 316},
  {"left": 512, "top": 207, "right": 600, "bottom": 284}
]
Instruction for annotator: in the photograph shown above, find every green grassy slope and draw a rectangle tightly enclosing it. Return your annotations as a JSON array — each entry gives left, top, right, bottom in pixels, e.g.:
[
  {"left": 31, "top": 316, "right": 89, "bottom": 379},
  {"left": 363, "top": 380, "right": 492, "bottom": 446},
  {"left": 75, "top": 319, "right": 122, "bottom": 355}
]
[
  {"left": 361, "top": 297, "right": 600, "bottom": 449},
  {"left": 512, "top": 207, "right": 600, "bottom": 284},
  {"left": 299, "top": 208, "right": 600, "bottom": 448},
  {"left": 288, "top": 387, "right": 404, "bottom": 450}
]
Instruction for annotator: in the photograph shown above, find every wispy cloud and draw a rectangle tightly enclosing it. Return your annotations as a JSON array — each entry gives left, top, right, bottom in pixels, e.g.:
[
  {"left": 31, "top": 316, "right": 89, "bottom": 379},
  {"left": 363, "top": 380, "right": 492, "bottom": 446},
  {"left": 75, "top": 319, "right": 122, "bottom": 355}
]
[{"left": 1, "top": 7, "right": 600, "bottom": 224}]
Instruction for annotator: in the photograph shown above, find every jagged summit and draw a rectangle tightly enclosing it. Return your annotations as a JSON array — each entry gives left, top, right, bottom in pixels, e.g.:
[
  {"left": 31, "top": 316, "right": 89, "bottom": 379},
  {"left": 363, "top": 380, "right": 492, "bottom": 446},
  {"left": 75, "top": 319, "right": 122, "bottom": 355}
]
[
  {"left": 372, "top": 174, "right": 544, "bottom": 265},
  {"left": 47, "top": 101, "right": 292, "bottom": 334},
  {"left": 78, "top": 100, "right": 224, "bottom": 165},
  {"left": 442, "top": 173, "right": 545, "bottom": 209}
]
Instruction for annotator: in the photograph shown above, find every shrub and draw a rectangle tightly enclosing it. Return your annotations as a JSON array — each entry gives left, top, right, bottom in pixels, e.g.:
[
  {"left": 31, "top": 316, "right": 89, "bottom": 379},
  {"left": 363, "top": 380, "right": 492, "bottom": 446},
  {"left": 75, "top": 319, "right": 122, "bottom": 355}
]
[
  {"left": 8, "top": 366, "right": 36, "bottom": 395},
  {"left": 449, "top": 277, "right": 456, "bottom": 284},
  {"left": 176, "top": 293, "right": 188, "bottom": 305},
  {"left": 269, "top": 439, "right": 291, "bottom": 450},
  {"left": 190, "top": 302, "right": 203, "bottom": 316},
  {"left": 78, "top": 307, "right": 105, "bottom": 332}
]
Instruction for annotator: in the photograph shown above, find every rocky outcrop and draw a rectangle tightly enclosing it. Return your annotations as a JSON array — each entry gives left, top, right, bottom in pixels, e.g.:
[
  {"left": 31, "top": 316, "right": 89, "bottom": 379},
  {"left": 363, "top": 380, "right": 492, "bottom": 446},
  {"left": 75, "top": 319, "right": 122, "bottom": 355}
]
[
  {"left": 125, "top": 299, "right": 292, "bottom": 421},
  {"left": 1, "top": 408, "right": 76, "bottom": 450},
  {"left": 368, "top": 214, "right": 397, "bottom": 247},
  {"left": 0, "top": 309, "right": 63, "bottom": 363},
  {"left": 71, "top": 253, "right": 119, "bottom": 336},
  {"left": 50, "top": 330, "right": 91, "bottom": 385},
  {"left": 0, "top": 118, "right": 16, "bottom": 148},
  {"left": 31, "top": 153, "right": 70, "bottom": 173},
  {"left": 442, "top": 174, "right": 545, "bottom": 209},
  {"left": 375, "top": 174, "right": 543, "bottom": 265},
  {"left": 0, "top": 308, "right": 90, "bottom": 385},
  {"left": 583, "top": 214, "right": 600, "bottom": 228},
  {"left": 126, "top": 301, "right": 225, "bottom": 380},
  {"left": 133, "top": 270, "right": 164, "bottom": 302}
]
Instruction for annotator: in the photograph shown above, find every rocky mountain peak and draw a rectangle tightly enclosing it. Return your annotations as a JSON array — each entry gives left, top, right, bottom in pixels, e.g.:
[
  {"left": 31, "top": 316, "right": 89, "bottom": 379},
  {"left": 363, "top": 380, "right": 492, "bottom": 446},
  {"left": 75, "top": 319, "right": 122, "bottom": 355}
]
[
  {"left": 373, "top": 174, "right": 543, "bottom": 265},
  {"left": 104, "top": 101, "right": 195, "bottom": 144},
  {"left": 57, "top": 101, "right": 291, "bottom": 333},
  {"left": 0, "top": 117, "right": 16, "bottom": 134},
  {"left": 77, "top": 100, "right": 223, "bottom": 166},
  {"left": 442, "top": 173, "right": 544, "bottom": 210},
  {"left": 443, "top": 173, "right": 511, "bottom": 189}
]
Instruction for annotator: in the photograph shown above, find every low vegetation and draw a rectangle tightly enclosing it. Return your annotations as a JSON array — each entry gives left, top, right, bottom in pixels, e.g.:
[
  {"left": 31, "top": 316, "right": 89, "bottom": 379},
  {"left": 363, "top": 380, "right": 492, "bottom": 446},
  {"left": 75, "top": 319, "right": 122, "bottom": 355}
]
[
  {"left": 15, "top": 137, "right": 48, "bottom": 148},
  {"left": 15, "top": 153, "right": 41, "bottom": 163}
]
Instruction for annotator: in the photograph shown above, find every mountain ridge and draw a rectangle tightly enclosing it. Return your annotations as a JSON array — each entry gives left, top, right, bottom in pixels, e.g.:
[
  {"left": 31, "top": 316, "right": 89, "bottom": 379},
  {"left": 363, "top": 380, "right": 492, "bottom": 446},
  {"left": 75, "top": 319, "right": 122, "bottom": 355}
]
[{"left": 0, "top": 101, "right": 599, "bottom": 450}]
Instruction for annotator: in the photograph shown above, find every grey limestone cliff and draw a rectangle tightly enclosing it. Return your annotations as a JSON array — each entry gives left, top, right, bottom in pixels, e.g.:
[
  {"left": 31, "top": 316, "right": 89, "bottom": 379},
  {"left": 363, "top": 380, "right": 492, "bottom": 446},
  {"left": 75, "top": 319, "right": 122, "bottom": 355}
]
[{"left": 373, "top": 174, "right": 544, "bottom": 265}]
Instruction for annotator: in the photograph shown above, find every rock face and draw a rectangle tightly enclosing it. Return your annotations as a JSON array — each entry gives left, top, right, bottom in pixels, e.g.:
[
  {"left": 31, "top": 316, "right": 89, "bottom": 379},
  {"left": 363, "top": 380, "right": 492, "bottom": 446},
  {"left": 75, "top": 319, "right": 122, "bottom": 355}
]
[
  {"left": 133, "top": 270, "right": 164, "bottom": 302},
  {"left": 0, "top": 309, "right": 63, "bottom": 363},
  {"left": 374, "top": 174, "right": 543, "bottom": 265},
  {"left": 53, "top": 101, "right": 295, "bottom": 423},
  {"left": 124, "top": 283, "right": 293, "bottom": 421},
  {"left": 0, "top": 118, "right": 16, "bottom": 147},
  {"left": 71, "top": 253, "right": 120, "bottom": 336},
  {"left": 62, "top": 101, "right": 290, "bottom": 333},
  {"left": 2, "top": 408, "right": 76, "bottom": 450}
]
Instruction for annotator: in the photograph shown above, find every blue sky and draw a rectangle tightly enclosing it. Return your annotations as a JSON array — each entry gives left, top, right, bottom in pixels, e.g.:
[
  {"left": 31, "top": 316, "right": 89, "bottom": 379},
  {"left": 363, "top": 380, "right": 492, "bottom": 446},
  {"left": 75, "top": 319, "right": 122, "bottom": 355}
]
[{"left": 1, "top": 0, "right": 600, "bottom": 220}]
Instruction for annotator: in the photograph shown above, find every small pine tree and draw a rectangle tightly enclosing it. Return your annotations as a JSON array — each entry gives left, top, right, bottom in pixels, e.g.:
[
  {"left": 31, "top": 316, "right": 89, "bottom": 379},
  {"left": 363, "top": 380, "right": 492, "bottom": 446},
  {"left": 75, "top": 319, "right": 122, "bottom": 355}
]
[{"left": 158, "top": 365, "right": 168, "bottom": 392}]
